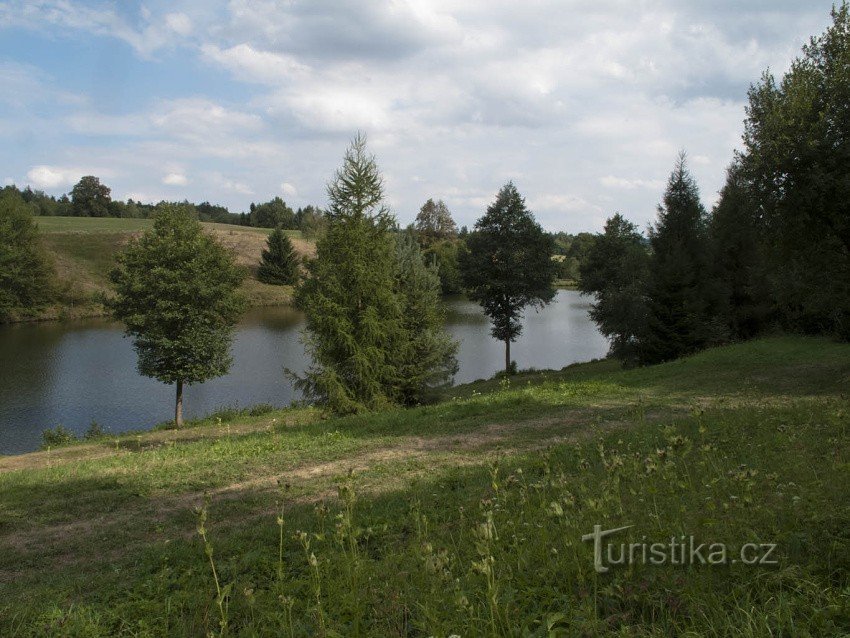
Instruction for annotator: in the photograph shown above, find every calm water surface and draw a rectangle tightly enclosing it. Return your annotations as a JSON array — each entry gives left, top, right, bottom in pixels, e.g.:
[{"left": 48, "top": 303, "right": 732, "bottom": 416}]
[{"left": 0, "top": 290, "right": 607, "bottom": 454}]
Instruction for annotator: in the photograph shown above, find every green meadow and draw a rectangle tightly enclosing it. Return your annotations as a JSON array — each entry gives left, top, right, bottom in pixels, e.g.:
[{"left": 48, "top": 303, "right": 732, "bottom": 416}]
[{"left": 1, "top": 336, "right": 847, "bottom": 636}]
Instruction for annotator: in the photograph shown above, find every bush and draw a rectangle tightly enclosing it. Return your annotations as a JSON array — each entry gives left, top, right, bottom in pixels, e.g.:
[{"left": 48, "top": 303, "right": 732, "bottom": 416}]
[
  {"left": 248, "top": 403, "right": 275, "bottom": 417},
  {"left": 83, "top": 421, "right": 107, "bottom": 440},
  {"left": 41, "top": 425, "right": 76, "bottom": 449}
]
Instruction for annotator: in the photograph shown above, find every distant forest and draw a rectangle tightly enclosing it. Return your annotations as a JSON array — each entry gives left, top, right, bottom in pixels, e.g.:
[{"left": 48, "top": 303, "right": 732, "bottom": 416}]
[{"left": 0, "top": 177, "right": 326, "bottom": 236}]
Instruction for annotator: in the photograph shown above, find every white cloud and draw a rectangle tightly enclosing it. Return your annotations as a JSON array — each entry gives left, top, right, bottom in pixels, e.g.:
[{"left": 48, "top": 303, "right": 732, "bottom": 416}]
[
  {"left": 26, "top": 165, "right": 80, "bottom": 189},
  {"left": 281, "top": 182, "right": 297, "bottom": 196},
  {"left": 165, "top": 13, "right": 192, "bottom": 36},
  {"left": 163, "top": 173, "right": 188, "bottom": 186},
  {"left": 599, "top": 176, "right": 666, "bottom": 191}
]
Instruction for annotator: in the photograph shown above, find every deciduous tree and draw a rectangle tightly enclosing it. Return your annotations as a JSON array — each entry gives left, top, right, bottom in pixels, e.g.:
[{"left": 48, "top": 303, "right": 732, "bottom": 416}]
[{"left": 108, "top": 205, "right": 245, "bottom": 426}]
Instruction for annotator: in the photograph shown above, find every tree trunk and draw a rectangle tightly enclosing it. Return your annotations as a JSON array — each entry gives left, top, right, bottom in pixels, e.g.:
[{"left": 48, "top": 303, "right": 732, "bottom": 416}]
[
  {"left": 505, "top": 339, "right": 511, "bottom": 374},
  {"left": 175, "top": 380, "right": 184, "bottom": 428}
]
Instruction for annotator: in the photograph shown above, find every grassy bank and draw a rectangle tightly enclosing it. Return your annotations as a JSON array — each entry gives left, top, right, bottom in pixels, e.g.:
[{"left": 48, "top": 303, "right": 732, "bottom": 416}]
[
  {"left": 6, "top": 217, "right": 313, "bottom": 322},
  {"left": 0, "top": 336, "right": 848, "bottom": 635}
]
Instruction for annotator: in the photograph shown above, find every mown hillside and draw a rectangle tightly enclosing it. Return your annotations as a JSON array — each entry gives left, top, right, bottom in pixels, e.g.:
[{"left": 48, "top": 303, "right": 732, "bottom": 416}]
[
  {"left": 29, "top": 217, "right": 315, "bottom": 321},
  {"left": 0, "top": 336, "right": 847, "bottom": 636}
]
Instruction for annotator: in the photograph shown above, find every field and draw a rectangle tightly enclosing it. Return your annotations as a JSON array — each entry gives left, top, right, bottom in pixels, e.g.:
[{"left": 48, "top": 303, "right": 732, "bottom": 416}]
[
  {"left": 26, "top": 217, "right": 312, "bottom": 320},
  {"left": 0, "top": 336, "right": 847, "bottom": 636}
]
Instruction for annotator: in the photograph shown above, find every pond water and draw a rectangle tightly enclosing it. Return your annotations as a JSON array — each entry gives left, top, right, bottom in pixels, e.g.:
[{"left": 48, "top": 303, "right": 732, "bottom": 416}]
[{"left": 0, "top": 290, "right": 607, "bottom": 454}]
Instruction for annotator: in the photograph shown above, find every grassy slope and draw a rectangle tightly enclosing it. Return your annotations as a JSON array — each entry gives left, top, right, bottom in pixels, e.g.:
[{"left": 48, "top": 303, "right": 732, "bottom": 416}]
[
  {"left": 0, "top": 336, "right": 848, "bottom": 636},
  {"left": 22, "top": 217, "right": 312, "bottom": 321}
]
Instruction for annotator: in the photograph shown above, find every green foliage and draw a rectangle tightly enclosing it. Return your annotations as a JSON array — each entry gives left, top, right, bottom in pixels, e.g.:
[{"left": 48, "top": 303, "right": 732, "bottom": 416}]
[
  {"left": 295, "top": 136, "right": 457, "bottom": 413},
  {"left": 257, "top": 227, "right": 299, "bottom": 285},
  {"left": 394, "top": 232, "right": 459, "bottom": 404},
  {"left": 70, "top": 175, "right": 111, "bottom": 218},
  {"left": 738, "top": 3, "right": 850, "bottom": 338},
  {"left": 83, "top": 421, "right": 107, "bottom": 440},
  {"left": 294, "top": 136, "right": 408, "bottom": 414},
  {"left": 40, "top": 425, "right": 76, "bottom": 449},
  {"left": 415, "top": 198, "right": 457, "bottom": 246},
  {"left": 0, "top": 190, "right": 55, "bottom": 320},
  {"left": 708, "top": 163, "right": 774, "bottom": 340},
  {"left": 251, "top": 197, "right": 296, "bottom": 229},
  {"left": 551, "top": 231, "right": 595, "bottom": 283},
  {"left": 423, "top": 238, "right": 464, "bottom": 295},
  {"left": 460, "top": 182, "right": 557, "bottom": 371},
  {"left": 640, "top": 155, "right": 719, "bottom": 365},
  {"left": 107, "top": 205, "right": 245, "bottom": 419},
  {"left": 579, "top": 213, "right": 649, "bottom": 366}
]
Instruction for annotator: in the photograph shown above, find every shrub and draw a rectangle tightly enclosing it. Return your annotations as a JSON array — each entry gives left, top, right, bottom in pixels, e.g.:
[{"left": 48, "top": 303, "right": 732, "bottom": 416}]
[{"left": 41, "top": 425, "right": 76, "bottom": 449}]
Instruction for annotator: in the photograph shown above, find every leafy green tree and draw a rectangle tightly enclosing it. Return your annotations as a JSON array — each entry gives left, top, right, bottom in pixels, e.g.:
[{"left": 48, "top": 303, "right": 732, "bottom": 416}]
[
  {"left": 257, "top": 227, "right": 299, "bottom": 285},
  {"left": 107, "top": 205, "right": 245, "bottom": 427},
  {"left": 251, "top": 197, "right": 296, "bottom": 228},
  {"left": 395, "top": 231, "right": 458, "bottom": 403},
  {"left": 71, "top": 176, "right": 111, "bottom": 217},
  {"left": 0, "top": 191, "right": 54, "bottom": 320},
  {"left": 415, "top": 198, "right": 457, "bottom": 246},
  {"left": 640, "top": 154, "right": 717, "bottom": 365},
  {"left": 424, "top": 239, "right": 464, "bottom": 294},
  {"left": 579, "top": 214, "right": 649, "bottom": 367},
  {"left": 297, "top": 205, "right": 327, "bottom": 239},
  {"left": 739, "top": 3, "right": 850, "bottom": 337},
  {"left": 460, "top": 182, "right": 557, "bottom": 373}
]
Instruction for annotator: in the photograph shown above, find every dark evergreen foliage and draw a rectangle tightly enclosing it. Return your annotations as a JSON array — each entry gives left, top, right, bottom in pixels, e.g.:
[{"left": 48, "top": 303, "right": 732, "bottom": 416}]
[
  {"left": 459, "top": 182, "right": 557, "bottom": 372},
  {"left": 257, "top": 227, "right": 299, "bottom": 285},
  {"left": 640, "top": 154, "right": 718, "bottom": 365},
  {"left": 579, "top": 213, "right": 649, "bottom": 366}
]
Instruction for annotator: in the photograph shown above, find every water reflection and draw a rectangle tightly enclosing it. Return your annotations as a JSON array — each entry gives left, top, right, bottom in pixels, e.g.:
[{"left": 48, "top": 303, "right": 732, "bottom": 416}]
[{"left": 0, "top": 290, "right": 606, "bottom": 454}]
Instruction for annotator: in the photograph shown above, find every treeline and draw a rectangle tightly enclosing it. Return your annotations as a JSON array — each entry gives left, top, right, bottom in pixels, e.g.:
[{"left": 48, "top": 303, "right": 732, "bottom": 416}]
[
  {"left": 1, "top": 177, "right": 327, "bottom": 235},
  {"left": 581, "top": 5, "right": 850, "bottom": 366}
]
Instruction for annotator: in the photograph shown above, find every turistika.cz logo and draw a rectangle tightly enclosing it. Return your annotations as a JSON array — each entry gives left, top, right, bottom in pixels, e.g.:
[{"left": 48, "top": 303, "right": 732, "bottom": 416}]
[{"left": 581, "top": 524, "right": 779, "bottom": 574}]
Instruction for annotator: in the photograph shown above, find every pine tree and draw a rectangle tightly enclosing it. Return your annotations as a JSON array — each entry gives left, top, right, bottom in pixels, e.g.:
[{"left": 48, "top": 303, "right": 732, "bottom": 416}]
[
  {"left": 107, "top": 205, "right": 245, "bottom": 426},
  {"left": 394, "top": 231, "right": 458, "bottom": 404},
  {"left": 0, "top": 190, "right": 54, "bottom": 321},
  {"left": 257, "top": 227, "right": 299, "bottom": 285},
  {"left": 579, "top": 213, "right": 649, "bottom": 367},
  {"left": 640, "top": 154, "right": 717, "bottom": 365},
  {"left": 459, "top": 182, "right": 557, "bottom": 373}
]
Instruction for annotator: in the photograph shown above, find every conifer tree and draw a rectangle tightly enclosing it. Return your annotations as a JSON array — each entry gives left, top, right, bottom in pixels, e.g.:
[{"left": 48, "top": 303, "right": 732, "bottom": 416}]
[
  {"left": 394, "top": 231, "right": 458, "bottom": 404},
  {"left": 294, "top": 135, "right": 407, "bottom": 413},
  {"left": 460, "top": 182, "right": 557, "bottom": 373},
  {"left": 257, "top": 227, "right": 299, "bottom": 285},
  {"left": 108, "top": 205, "right": 245, "bottom": 426},
  {"left": 295, "top": 136, "right": 459, "bottom": 413},
  {"left": 640, "top": 154, "right": 717, "bottom": 365}
]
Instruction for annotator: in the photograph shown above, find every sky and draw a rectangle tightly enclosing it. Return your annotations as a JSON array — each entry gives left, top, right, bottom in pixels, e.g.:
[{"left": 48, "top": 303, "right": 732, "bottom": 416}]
[{"left": 0, "top": 1, "right": 837, "bottom": 233}]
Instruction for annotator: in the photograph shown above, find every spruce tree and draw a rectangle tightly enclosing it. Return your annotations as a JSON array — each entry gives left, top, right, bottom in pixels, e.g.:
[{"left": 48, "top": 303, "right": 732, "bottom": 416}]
[
  {"left": 107, "top": 205, "right": 245, "bottom": 426},
  {"left": 0, "top": 190, "right": 54, "bottom": 321},
  {"left": 708, "top": 163, "right": 773, "bottom": 340},
  {"left": 640, "top": 154, "right": 716, "bottom": 365},
  {"left": 459, "top": 182, "right": 557, "bottom": 373},
  {"left": 394, "top": 231, "right": 458, "bottom": 404},
  {"left": 257, "top": 227, "right": 299, "bottom": 285}
]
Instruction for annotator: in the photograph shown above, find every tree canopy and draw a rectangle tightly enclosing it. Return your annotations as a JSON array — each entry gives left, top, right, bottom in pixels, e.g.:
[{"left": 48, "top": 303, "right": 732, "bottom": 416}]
[
  {"left": 107, "top": 205, "right": 245, "bottom": 426},
  {"left": 460, "top": 182, "right": 556, "bottom": 373},
  {"left": 257, "top": 227, "right": 300, "bottom": 285}
]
